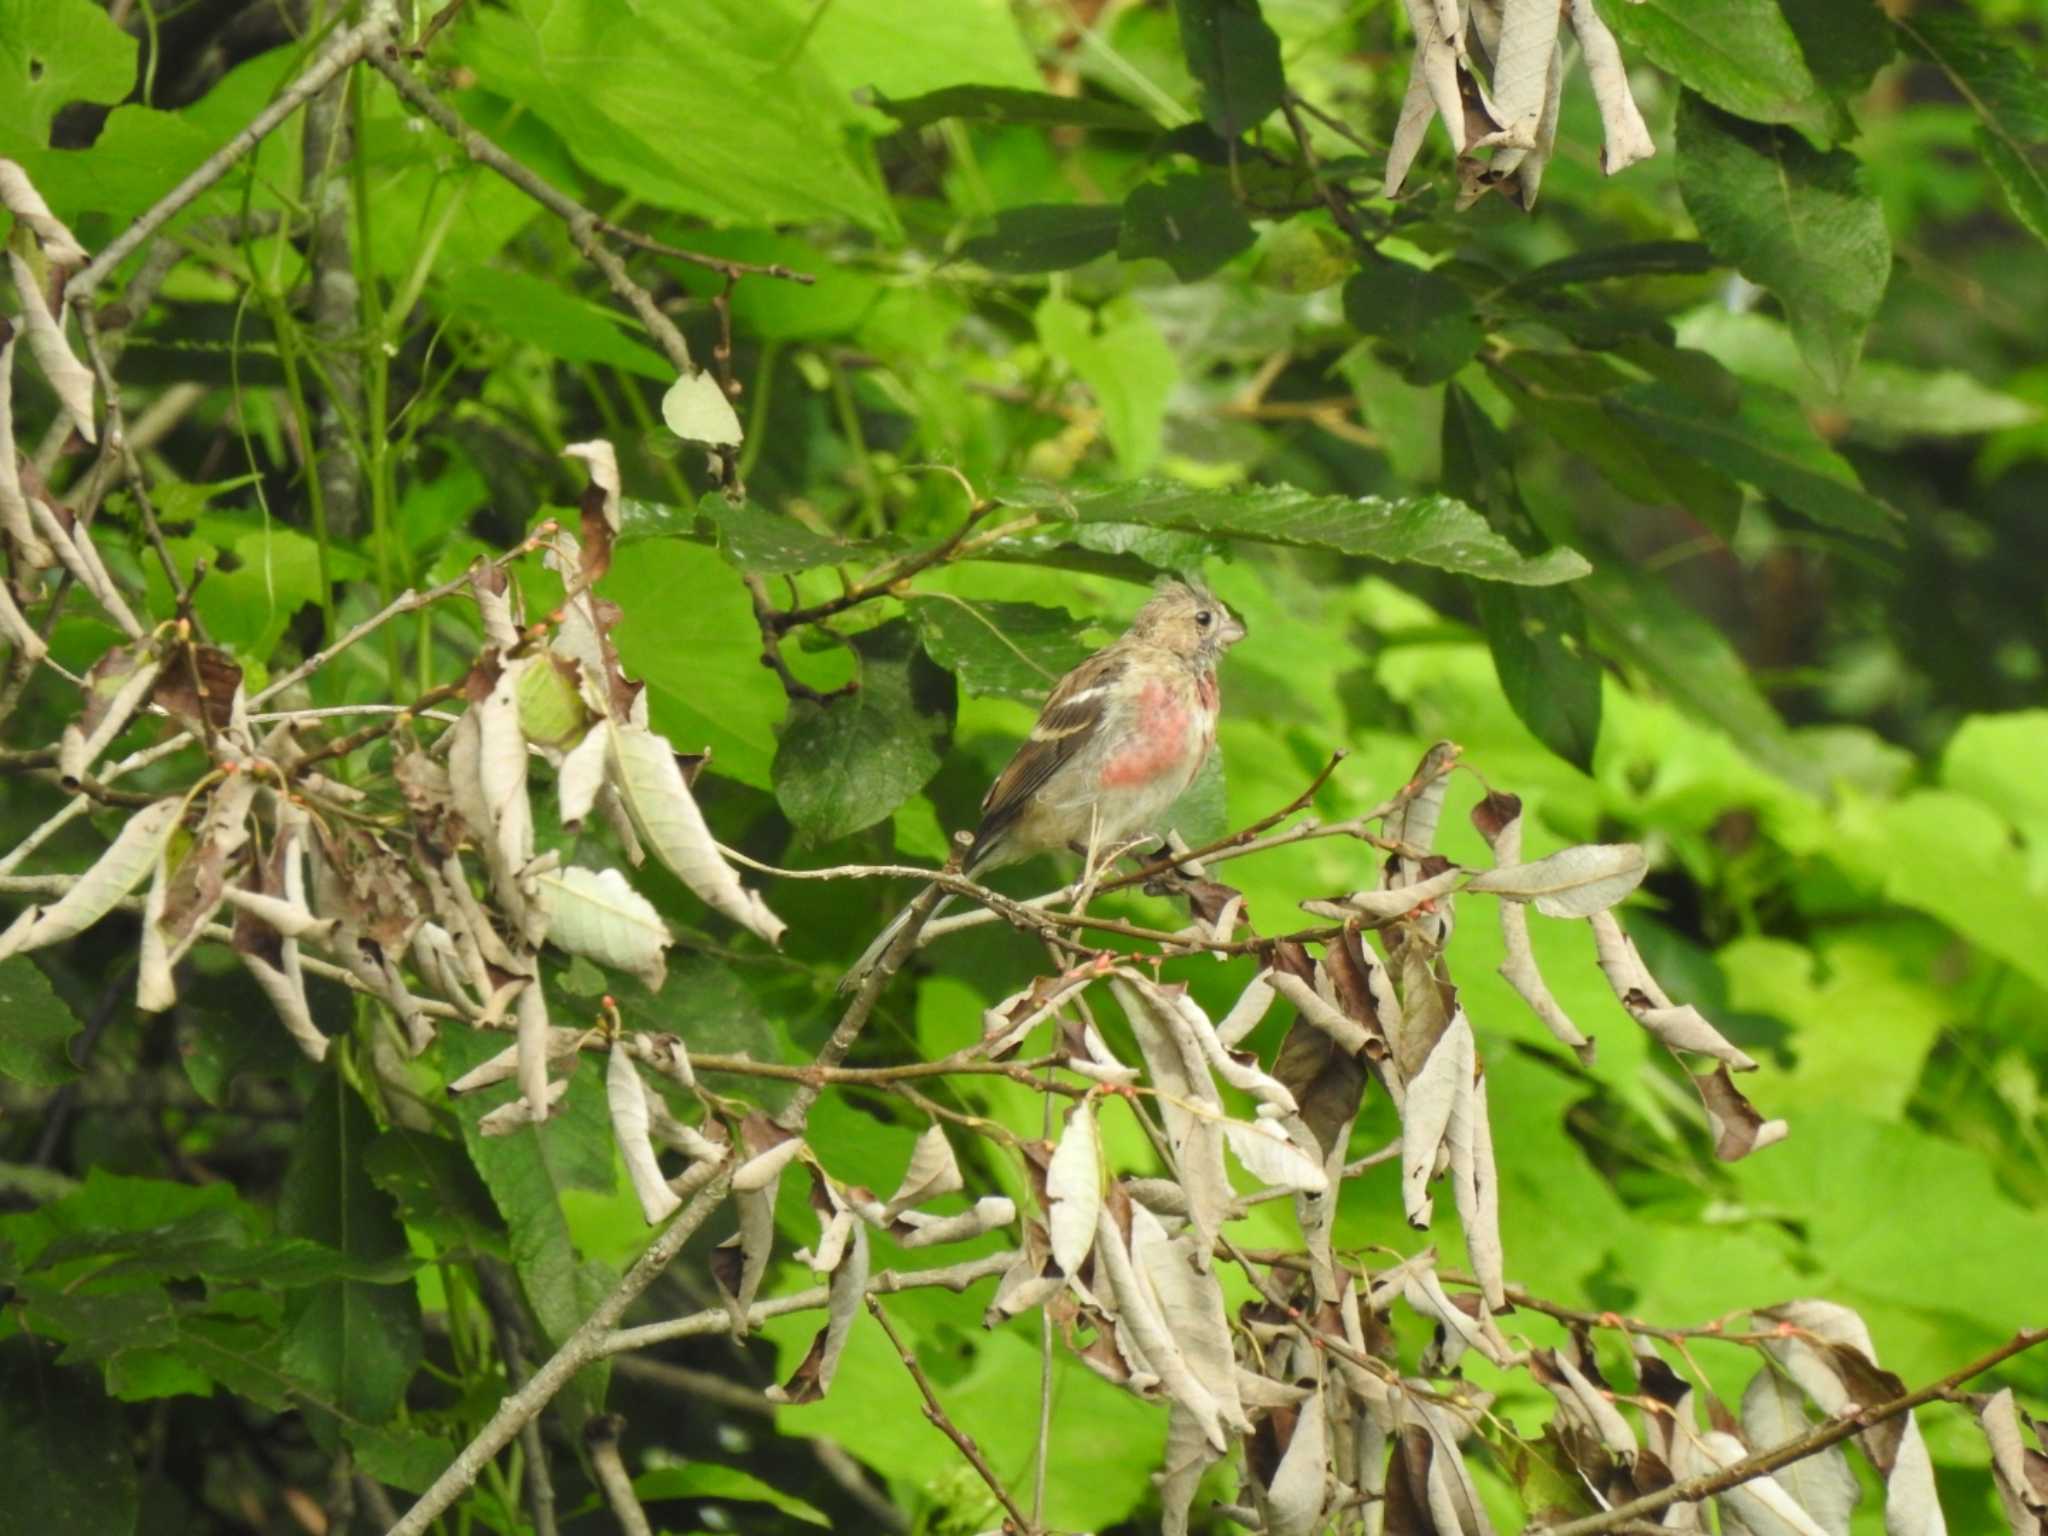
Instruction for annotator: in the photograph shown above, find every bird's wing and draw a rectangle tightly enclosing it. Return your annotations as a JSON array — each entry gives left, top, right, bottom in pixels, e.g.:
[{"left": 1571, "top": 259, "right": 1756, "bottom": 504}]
[{"left": 968, "top": 646, "right": 1127, "bottom": 864}]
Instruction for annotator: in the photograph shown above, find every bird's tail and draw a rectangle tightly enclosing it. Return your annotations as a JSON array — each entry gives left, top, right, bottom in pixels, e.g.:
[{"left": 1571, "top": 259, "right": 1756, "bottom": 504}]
[{"left": 838, "top": 886, "right": 955, "bottom": 992}]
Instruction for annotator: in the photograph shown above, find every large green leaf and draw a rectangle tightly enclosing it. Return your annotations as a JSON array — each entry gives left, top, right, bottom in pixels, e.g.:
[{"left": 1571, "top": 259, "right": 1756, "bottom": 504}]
[
  {"left": 1896, "top": 10, "right": 2048, "bottom": 249},
  {"left": 1035, "top": 294, "right": 1177, "bottom": 476},
  {"left": 0, "top": 0, "right": 134, "bottom": 159},
  {"left": 1677, "top": 93, "right": 1891, "bottom": 393},
  {"left": 455, "top": 0, "right": 892, "bottom": 230},
  {"left": 0, "top": 955, "right": 80, "bottom": 1086},
  {"left": 1593, "top": 0, "right": 1830, "bottom": 138},
  {"left": 618, "top": 495, "right": 873, "bottom": 575},
  {"left": 1174, "top": 0, "right": 1284, "bottom": 138},
  {"left": 277, "top": 1072, "right": 422, "bottom": 1425},
  {"left": 1603, "top": 379, "right": 1901, "bottom": 544},
  {"left": 1343, "top": 257, "right": 1484, "bottom": 386},
  {"left": 633, "top": 1464, "right": 830, "bottom": 1527},
  {"left": 434, "top": 267, "right": 672, "bottom": 380},
  {"left": 1001, "top": 480, "right": 1591, "bottom": 585},
  {"left": 872, "top": 85, "right": 1159, "bottom": 133},
  {"left": 0, "top": 1340, "right": 140, "bottom": 1536},
  {"left": 774, "top": 619, "right": 957, "bottom": 844},
  {"left": 905, "top": 595, "right": 1096, "bottom": 701},
  {"left": 960, "top": 204, "right": 1122, "bottom": 273},
  {"left": 1776, "top": 0, "right": 1895, "bottom": 100},
  {"left": 1118, "top": 171, "right": 1256, "bottom": 280}
]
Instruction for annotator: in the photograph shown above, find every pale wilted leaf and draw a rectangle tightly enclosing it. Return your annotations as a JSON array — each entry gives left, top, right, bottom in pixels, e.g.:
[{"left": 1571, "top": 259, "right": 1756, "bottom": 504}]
[
  {"left": 478, "top": 1078, "right": 568, "bottom": 1135},
  {"left": 1696, "top": 1065, "right": 1790, "bottom": 1160},
  {"left": 733, "top": 1133, "right": 805, "bottom": 1193},
  {"left": 1386, "top": 740, "right": 1461, "bottom": 855},
  {"left": 1978, "top": 1389, "right": 2048, "bottom": 1536},
  {"left": 8, "top": 248, "right": 94, "bottom": 443},
  {"left": 58, "top": 643, "right": 161, "bottom": 785},
  {"left": 1268, "top": 967, "right": 1371, "bottom": 1056},
  {"left": 447, "top": 1029, "right": 586, "bottom": 1095},
  {"left": 1309, "top": 861, "right": 1463, "bottom": 920},
  {"left": 1589, "top": 911, "right": 1759, "bottom": 1070},
  {"left": 1221, "top": 1117, "right": 1328, "bottom": 1193},
  {"left": 1533, "top": 1346, "right": 1638, "bottom": 1456},
  {"left": 562, "top": 439, "right": 622, "bottom": 531},
  {"left": 1401, "top": 1010, "right": 1475, "bottom": 1228},
  {"left": 1697, "top": 1429, "right": 1834, "bottom": 1536},
  {"left": 1216, "top": 969, "right": 1276, "bottom": 1046},
  {"left": 768, "top": 1219, "right": 869, "bottom": 1405},
  {"left": 608, "top": 1042, "right": 682, "bottom": 1224},
  {"left": 557, "top": 725, "right": 608, "bottom": 826},
  {"left": 1129, "top": 1203, "right": 1245, "bottom": 1433},
  {"left": 0, "top": 161, "right": 86, "bottom": 265},
  {"left": 1264, "top": 1385, "right": 1330, "bottom": 1536},
  {"left": 516, "top": 981, "right": 553, "bottom": 1122},
  {"left": 881, "top": 1123, "right": 964, "bottom": 1219},
  {"left": 662, "top": 369, "right": 743, "bottom": 447},
  {"left": 1046, "top": 1096, "right": 1103, "bottom": 1275},
  {"left": 1111, "top": 973, "right": 1231, "bottom": 1263},
  {"left": 0, "top": 331, "right": 55, "bottom": 574},
  {"left": 1740, "top": 1367, "right": 1859, "bottom": 1536},
  {"left": 1451, "top": 1065, "right": 1504, "bottom": 1309},
  {"left": 608, "top": 720, "right": 786, "bottom": 945},
  {"left": 1094, "top": 1196, "right": 1227, "bottom": 1450},
  {"left": 541, "top": 864, "right": 670, "bottom": 990},
  {"left": 0, "top": 797, "right": 183, "bottom": 959},
  {"left": 1160, "top": 1402, "right": 1225, "bottom": 1536},
  {"left": 1465, "top": 842, "right": 1647, "bottom": 917},
  {"left": 892, "top": 1195, "right": 1015, "bottom": 1248}
]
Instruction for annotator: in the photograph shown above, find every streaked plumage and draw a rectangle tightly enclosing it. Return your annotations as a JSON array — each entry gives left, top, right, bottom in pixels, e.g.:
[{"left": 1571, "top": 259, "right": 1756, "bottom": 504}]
[{"left": 843, "top": 580, "right": 1246, "bottom": 988}]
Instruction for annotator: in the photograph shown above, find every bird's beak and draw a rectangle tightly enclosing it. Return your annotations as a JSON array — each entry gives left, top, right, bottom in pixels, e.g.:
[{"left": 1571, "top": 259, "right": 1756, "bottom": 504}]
[{"left": 1221, "top": 611, "right": 1248, "bottom": 647}]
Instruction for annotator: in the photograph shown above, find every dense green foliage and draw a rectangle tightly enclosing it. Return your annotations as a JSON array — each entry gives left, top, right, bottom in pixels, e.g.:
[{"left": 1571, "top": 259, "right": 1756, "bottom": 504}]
[{"left": 2, "top": 1, "right": 2047, "bottom": 1534}]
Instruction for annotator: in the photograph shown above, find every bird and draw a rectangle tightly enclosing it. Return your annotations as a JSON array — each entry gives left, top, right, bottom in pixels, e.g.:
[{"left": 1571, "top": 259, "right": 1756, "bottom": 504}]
[{"left": 842, "top": 579, "right": 1247, "bottom": 989}]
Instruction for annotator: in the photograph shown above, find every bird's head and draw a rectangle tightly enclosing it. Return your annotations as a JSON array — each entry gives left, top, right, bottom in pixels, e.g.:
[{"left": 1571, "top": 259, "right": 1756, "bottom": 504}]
[{"left": 1128, "top": 580, "right": 1247, "bottom": 664}]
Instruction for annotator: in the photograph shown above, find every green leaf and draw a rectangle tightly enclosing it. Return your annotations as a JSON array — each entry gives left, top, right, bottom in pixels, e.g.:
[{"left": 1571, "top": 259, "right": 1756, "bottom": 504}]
[
  {"left": 1573, "top": 559, "right": 1815, "bottom": 790},
  {"left": 1000, "top": 480, "right": 1591, "bottom": 585},
  {"left": 276, "top": 1072, "right": 422, "bottom": 1425},
  {"left": 361, "top": 1129, "right": 508, "bottom": 1255},
  {"left": 1477, "top": 585, "right": 1603, "bottom": 774},
  {"left": 1342, "top": 257, "right": 1484, "bottom": 386},
  {"left": 801, "top": 0, "right": 1040, "bottom": 104},
  {"left": 1677, "top": 93, "right": 1891, "bottom": 393},
  {"left": 347, "top": 1423, "right": 462, "bottom": 1495},
  {"left": 774, "top": 620, "right": 956, "bottom": 844},
  {"left": 1509, "top": 241, "right": 1716, "bottom": 289},
  {"left": 0, "top": 955, "right": 80, "bottom": 1086},
  {"left": 455, "top": 0, "right": 893, "bottom": 231},
  {"left": 1674, "top": 308, "right": 2041, "bottom": 437},
  {"left": 0, "top": 0, "right": 135, "bottom": 158},
  {"left": 617, "top": 495, "right": 872, "bottom": 575},
  {"left": 1491, "top": 353, "right": 1744, "bottom": 534},
  {"left": 1035, "top": 294, "right": 1177, "bottom": 475},
  {"left": 1174, "top": 0, "right": 1284, "bottom": 138},
  {"left": 960, "top": 204, "right": 1122, "bottom": 273},
  {"left": 180, "top": 1004, "right": 318, "bottom": 1106},
  {"left": 436, "top": 267, "right": 672, "bottom": 380},
  {"left": 1603, "top": 378, "right": 1902, "bottom": 543},
  {"left": 870, "top": 85, "right": 1158, "bottom": 132},
  {"left": 905, "top": 596, "right": 1096, "bottom": 701},
  {"left": 633, "top": 1463, "right": 831, "bottom": 1527},
  {"left": 1593, "top": 0, "right": 1830, "bottom": 137},
  {"left": 0, "top": 1339, "right": 140, "bottom": 1536},
  {"left": 605, "top": 539, "right": 789, "bottom": 788},
  {"left": 1776, "top": 0, "right": 1895, "bottom": 99},
  {"left": 1118, "top": 171, "right": 1256, "bottom": 280},
  {"left": 441, "top": 1032, "right": 616, "bottom": 1428},
  {"left": 1896, "top": 10, "right": 2048, "bottom": 247}
]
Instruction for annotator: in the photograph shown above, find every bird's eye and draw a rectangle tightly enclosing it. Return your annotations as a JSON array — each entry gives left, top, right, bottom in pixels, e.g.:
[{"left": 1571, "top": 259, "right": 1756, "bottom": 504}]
[{"left": 1195, "top": 610, "right": 1213, "bottom": 628}]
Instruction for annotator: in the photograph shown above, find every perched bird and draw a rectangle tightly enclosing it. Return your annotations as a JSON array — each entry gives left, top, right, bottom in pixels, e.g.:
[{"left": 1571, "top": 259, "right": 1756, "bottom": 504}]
[{"left": 843, "top": 579, "right": 1247, "bottom": 988}]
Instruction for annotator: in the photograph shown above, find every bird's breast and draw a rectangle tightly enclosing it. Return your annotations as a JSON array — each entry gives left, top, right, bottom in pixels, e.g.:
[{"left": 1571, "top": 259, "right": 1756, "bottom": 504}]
[{"left": 1098, "top": 675, "right": 1213, "bottom": 790}]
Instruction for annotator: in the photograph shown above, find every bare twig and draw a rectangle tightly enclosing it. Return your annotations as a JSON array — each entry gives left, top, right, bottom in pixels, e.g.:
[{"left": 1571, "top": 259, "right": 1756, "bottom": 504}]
[
  {"left": 1536, "top": 1326, "right": 2048, "bottom": 1536},
  {"left": 67, "top": 3, "right": 401, "bottom": 308},
  {"left": 744, "top": 572, "right": 857, "bottom": 706},
  {"left": 868, "top": 1296, "right": 1036, "bottom": 1534},
  {"left": 583, "top": 1416, "right": 653, "bottom": 1536}
]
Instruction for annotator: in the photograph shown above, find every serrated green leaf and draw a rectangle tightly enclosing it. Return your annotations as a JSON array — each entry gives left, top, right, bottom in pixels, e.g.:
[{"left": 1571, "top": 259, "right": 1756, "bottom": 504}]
[
  {"left": 1118, "top": 171, "right": 1256, "bottom": 280},
  {"left": 0, "top": 954, "right": 80, "bottom": 1086},
  {"left": 1174, "top": 0, "right": 1284, "bottom": 138},
  {"left": 1594, "top": 0, "right": 1830, "bottom": 137},
  {"left": 618, "top": 495, "right": 872, "bottom": 574},
  {"left": 1510, "top": 241, "right": 1716, "bottom": 290},
  {"left": 1978, "top": 127, "right": 2048, "bottom": 247},
  {"left": 1677, "top": 93, "right": 1891, "bottom": 393},
  {"left": 180, "top": 1003, "right": 321, "bottom": 1106},
  {"left": 1478, "top": 585, "right": 1603, "bottom": 774},
  {"left": 961, "top": 204, "right": 1122, "bottom": 273},
  {"left": 1343, "top": 258, "right": 1483, "bottom": 385},
  {"left": 1603, "top": 378, "right": 1901, "bottom": 543},
  {"left": 1777, "top": 0, "right": 1895, "bottom": 99},
  {"left": 871, "top": 85, "right": 1158, "bottom": 133},
  {"left": 435, "top": 267, "right": 672, "bottom": 380},
  {"left": 906, "top": 596, "right": 1096, "bottom": 701},
  {"left": 277, "top": 1072, "right": 422, "bottom": 1425},
  {"left": 774, "top": 620, "right": 956, "bottom": 843},
  {"left": 361, "top": 1130, "right": 508, "bottom": 1255},
  {"left": 1000, "top": 480, "right": 1590, "bottom": 584}
]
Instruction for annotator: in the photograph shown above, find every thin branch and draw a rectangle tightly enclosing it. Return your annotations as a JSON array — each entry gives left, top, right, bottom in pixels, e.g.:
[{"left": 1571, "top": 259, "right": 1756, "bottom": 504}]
[
  {"left": 383, "top": 1166, "right": 735, "bottom": 1536},
  {"left": 764, "top": 500, "right": 998, "bottom": 633},
  {"left": 867, "top": 1296, "right": 1036, "bottom": 1535},
  {"left": 744, "top": 572, "right": 857, "bottom": 706},
  {"left": 1536, "top": 1326, "right": 2048, "bottom": 1536},
  {"left": 583, "top": 1416, "right": 653, "bottom": 1536},
  {"left": 594, "top": 220, "right": 816, "bottom": 286},
  {"left": 67, "top": 3, "right": 401, "bottom": 309}
]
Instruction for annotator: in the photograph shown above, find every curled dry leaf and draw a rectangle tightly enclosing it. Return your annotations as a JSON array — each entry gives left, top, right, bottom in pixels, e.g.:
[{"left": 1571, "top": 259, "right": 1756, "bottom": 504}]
[
  {"left": 1129, "top": 1202, "right": 1247, "bottom": 1434},
  {"left": 1401, "top": 1009, "right": 1476, "bottom": 1228},
  {"left": 515, "top": 979, "right": 554, "bottom": 1122},
  {"left": 1588, "top": 911, "right": 1758, "bottom": 1070},
  {"left": 606, "top": 720, "right": 786, "bottom": 946},
  {"left": 0, "top": 797, "right": 184, "bottom": 960},
  {"left": 478, "top": 1078, "right": 568, "bottom": 1135},
  {"left": 767, "top": 1219, "right": 869, "bottom": 1406},
  {"left": 1215, "top": 969, "right": 1276, "bottom": 1047},
  {"left": 59, "top": 646, "right": 162, "bottom": 787},
  {"left": 1695, "top": 1429, "right": 1835, "bottom": 1536},
  {"left": 1220, "top": 1117, "right": 1328, "bottom": 1194},
  {"left": 0, "top": 329, "right": 56, "bottom": 575},
  {"left": 881, "top": 1122, "right": 965, "bottom": 1219},
  {"left": 1111, "top": 973, "right": 1232, "bottom": 1264},
  {"left": 556, "top": 724, "right": 608, "bottom": 826},
  {"left": 1262, "top": 1384, "right": 1330, "bottom": 1536},
  {"left": 7, "top": 248, "right": 94, "bottom": 443},
  {"left": 1696, "top": 1064, "right": 1789, "bottom": 1161},
  {"left": 1978, "top": 1389, "right": 2048, "bottom": 1536},
  {"left": 893, "top": 1196, "right": 1016, "bottom": 1248},
  {"left": 0, "top": 161, "right": 87, "bottom": 266},
  {"left": 1311, "top": 861, "right": 1464, "bottom": 920},
  {"left": 1464, "top": 842, "right": 1647, "bottom": 918},
  {"left": 1739, "top": 1365, "right": 1860, "bottom": 1536},
  {"left": 607, "top": 1040, "right": 682, "bottom": 1224},
  {"left": 540, "top": 863, "right": 671, "bottom": 991},
  {"left": 1046, "top": 1095, "right": 1103, "bottom": 1276},
  {"left": 1450, "top": 1064, "right": 1504, "bottom": 1309},
  {"left": 1093, "top": 1197, "right": 1228, "bottom": 1451},
  {"left": 561, "top": 439, "right": 622, "bottom": 531}
]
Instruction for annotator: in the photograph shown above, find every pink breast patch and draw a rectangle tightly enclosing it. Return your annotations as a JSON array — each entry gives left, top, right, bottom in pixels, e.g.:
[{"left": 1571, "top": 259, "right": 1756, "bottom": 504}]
[{"left": 1100, "top": 679, "right": 1193, "bottom": 788}]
